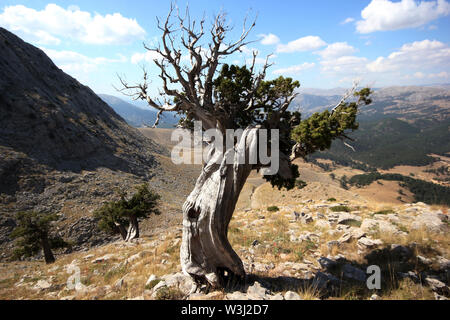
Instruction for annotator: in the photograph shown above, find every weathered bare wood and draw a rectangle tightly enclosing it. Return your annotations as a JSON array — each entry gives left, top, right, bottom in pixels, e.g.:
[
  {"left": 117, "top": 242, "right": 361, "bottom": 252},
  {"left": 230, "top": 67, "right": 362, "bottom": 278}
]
[{"left": 180, "top": 126, "right": 259, "bottom": 287}]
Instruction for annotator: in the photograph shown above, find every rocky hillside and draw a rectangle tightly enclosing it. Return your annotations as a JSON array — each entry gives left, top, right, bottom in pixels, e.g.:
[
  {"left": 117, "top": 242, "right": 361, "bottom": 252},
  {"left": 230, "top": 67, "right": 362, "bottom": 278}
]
[
  {"left": 0, "top": 200, "right": 447, "bottom": 300},
  {"left": 0, "top": 28, "right": 196, "bottom": 260}
]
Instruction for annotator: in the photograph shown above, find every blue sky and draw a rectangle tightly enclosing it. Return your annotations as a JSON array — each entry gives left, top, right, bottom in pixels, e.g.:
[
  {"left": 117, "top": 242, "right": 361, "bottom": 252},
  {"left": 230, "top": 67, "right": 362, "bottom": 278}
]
[{"left": 1, "top": 0, "right": 450, "bottom": 98}]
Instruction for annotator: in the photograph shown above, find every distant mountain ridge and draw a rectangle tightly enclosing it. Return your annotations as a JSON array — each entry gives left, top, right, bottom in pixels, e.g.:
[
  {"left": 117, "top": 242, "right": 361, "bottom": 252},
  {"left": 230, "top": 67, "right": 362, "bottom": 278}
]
[
  {"left": 291, "top": 85, "right": 450, "bottom": 169},
  {"left": 98, "top": 94, "right": 179, "bottom": 128},
  {"left": 293, "top": 85, "right": 450, "bottom": 124}
]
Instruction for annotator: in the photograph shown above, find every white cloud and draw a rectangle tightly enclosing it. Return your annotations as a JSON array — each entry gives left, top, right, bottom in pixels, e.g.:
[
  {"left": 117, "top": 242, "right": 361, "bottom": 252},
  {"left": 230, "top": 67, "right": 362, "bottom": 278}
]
[
  {"left": 42, "top": 47, "right": 126, "bottom": 74},
  {"left": 405, "top": 70, "right": 449, "bottom": 79},
  {"left": 273, "top": 62, "right": 315, "bottom": 75},
  {"left": 356, "top": 0, "right": 450, "bottom": 33},
  {"left": 341, "top": 17, "right": 355, "bottom": 24},
  {"left": 320, "top": 56, "right": 369, "bottom": 75},
  {"left": 316, "top": 42, "right": 357, "bottom": 59},
  {"left": 258, "top": 33, "right": 280, "bottom": 45},
  {"left": 276, "top": 36, "right": 326, "bottom": 53},
  {"left": 367, "top": 39, "right": 450, "bottom": 72},
  {"left": 0, "top": 4, "right": 146, "bottom": 45},
  {"left": 131, "top": 51, "right": 163, "bottom": 64},
  {"left": 429, "top": 71, "right": 449, "bottom": 78}
]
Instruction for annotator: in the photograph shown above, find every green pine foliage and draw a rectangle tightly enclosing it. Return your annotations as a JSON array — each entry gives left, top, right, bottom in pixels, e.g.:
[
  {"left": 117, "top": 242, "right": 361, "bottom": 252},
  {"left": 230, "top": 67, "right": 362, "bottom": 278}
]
[
  {"left": 10, "top": 211, "right": 68, "bottom": 261},
  {"left": 93, "top": 184, "right": 161, "bottom": 235},
  {"left": 178, "top": 63, "right": 372, "bottom": 191}
]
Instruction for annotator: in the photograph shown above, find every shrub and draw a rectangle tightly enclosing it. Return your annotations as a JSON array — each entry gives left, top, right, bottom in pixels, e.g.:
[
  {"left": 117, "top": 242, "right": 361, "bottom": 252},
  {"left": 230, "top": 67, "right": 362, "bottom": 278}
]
[
  {"left": 330, "top": 205, "right": 351, "bottom": 212},
  {"left": 155, "top": 286, "right": 184, "bottom": 300},
  {"left": 267, "top": 206, "right": 280, "bottom": 212},
  {"left": 374, "top": 209, "right": 394, "bottom": 215},
  {"left": 295, "top": 179, "right": 307, "bottom": 189}
]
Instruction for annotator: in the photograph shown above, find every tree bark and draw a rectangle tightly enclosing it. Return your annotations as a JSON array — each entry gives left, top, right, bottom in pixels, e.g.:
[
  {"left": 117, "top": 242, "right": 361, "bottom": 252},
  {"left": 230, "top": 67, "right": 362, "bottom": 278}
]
[
  {"left": 180, "top": 127, "right": 259, "bottom": 288},
  {"left": 125, "top": 215, "right": 139, "bottom": 242},
  {"left": 41, "top": 235, "right": 55, "bottom": 264},
  {"left": 114, "top": 222, "right": 128, "bottom": 241}
]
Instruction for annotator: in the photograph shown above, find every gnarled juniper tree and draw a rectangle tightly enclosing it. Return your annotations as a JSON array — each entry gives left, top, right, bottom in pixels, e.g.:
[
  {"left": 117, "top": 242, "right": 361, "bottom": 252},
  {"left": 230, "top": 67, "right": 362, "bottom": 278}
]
[
  {"left": 118, "top": 5, "right": 372, "bottom": 289},
  {"left": 94, "top": 184, "right": 161, "bottom": 241},
  {"left": 11, "top": 211, "right": 68, "bottom": 264}
]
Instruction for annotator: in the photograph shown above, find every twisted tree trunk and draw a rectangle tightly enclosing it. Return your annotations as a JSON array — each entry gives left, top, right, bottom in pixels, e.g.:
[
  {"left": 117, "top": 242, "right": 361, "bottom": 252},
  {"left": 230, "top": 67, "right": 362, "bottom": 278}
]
[
  {"left": 41, "top": 235, "right": 55, "bottom": 264},
  {"left": 181, "top": 127, "right": 259, "bottom": 288},
  {"left": 125, "top": 215, "right": 139, "bottom": 242},
  {"left": 114, "top": 222, "right": 128, "bottom": 241}
]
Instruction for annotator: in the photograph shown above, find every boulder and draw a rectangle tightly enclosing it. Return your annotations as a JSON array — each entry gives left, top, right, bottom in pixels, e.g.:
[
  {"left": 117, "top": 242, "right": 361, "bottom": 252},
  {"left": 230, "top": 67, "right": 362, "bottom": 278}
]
[
  {"left": 284, "top": 291, "right": 302, "bottom": 300},
  {"left": 342, "top": 264, "right": 366, "bottom": 282},
  {"left": 411, "top": 211, "right": 446, "bottom": 233},
  {"left": 246, "top": 281, "right": 269, "bottom": 300},
  {"left": 357, "top": 237, "right": 383, "bottom": 252},
  {"left": 425, "top": 277, "right": 449, "bottom": 295}
]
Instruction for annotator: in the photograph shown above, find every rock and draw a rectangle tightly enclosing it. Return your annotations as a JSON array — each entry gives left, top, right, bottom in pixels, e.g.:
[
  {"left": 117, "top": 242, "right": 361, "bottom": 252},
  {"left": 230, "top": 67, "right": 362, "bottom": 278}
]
[
  {"left": 326, "top": 240, "right": 340, "bottom": 249},
  {"left": 338, "top": 232, "right": 352, "bottom": 243},
  {"left": 114, "top": 278, "right": 125, "bottom": 289},
  {"left": 342, "top": 264, "right": 366, "bottom": 282},
  {"left": 246, "top": 282, "right": 269, "bottom": 300},
  {"left": 128, "top": 296, "right": 144, "bottom": 300},
  {"left": 60, "top": 295, "right": 75, "bottom": 300},
  {"left": 351, "top": 228, "right": 366, "bottom": 239},
  {"left": 126, "top": 253, "right": 141, "bottom": 264},
  {"left": 361, "top": 219, "right": 398, "bottom": 234},
  {"left": 34, "top": 280, "right": 52, "bottom": 290},
  {"left": 91, "top": 253, "right": 116, "bottom": 264},
  {"left": 370, "top": 294, "right": 380, "bottom": 300},
  {"left": 284, "top": 291, "right": 302, "bottom": 300},
  {"left": 318, "top": 257, "right": 337, "bottom": 270},
  {"left": 397, "top": 271, "right": 419, "bottom": 283},
  {"left": 337, "top": 213, "right": 362, "bottom": 225},
  {"left": 425, "top": 277, "right": 449, "bottom": 295},
  {"left": 227, "top": 291, "right": 249, "bottom": 300},
  {"left": 150, "top": 280, "right": 167, "bottom": 297},
  {"left": 161, "top": 272, "right": 196, "bottom": 296},
  {"left": 436, "top": 256, "right": 450, "bottom": 271},
  {"left": 145, "top": 274, "right": 157, "bottom": 286},
  {"left": 434, "top": 293, "right": 449, "bottom": 300},
  {"left": 411, "top": 211, "right": 446, "bottom": 233},
  {"left": 47, "top": 265, "right": 59, "bottom": 273},
  {"left": 301, "top": 214, "right": 314, "bottom": 224},
  {"left": 268, "top": 293, "right": 284, "bottom": 300},
  {"left": 357, "top": 237, "right": 383, "bottom": 251},
  {"left": 315, "top": 220, "right": 331, "bottom": 229},
  {"left": 416, "top": 255, "right": 432, "bottom": 266}
]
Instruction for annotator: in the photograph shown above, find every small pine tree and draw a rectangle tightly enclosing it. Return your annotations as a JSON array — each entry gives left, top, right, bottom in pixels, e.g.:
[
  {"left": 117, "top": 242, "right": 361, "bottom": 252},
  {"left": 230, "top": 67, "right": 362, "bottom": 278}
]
[
  {"left": 11, "top": 212, "right": 68, "bottom": 264},
  {"left": 94, "top": 184, "right": 161, "bottom": 241}
]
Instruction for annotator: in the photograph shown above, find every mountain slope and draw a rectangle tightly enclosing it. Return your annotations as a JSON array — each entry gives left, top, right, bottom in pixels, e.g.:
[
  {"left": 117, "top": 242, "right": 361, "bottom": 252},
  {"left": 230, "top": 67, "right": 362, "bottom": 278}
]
[
  {"left": 311, "top": 117, "right": 450, "bottom": 169},
  {"left": 0, "top": 28, "right": 165, "bottom": 177},
  {"left": 290, "top": 86, "right": 450, "bottom": 169},
  {"left": 0, "top": 28, "right": 176, "bottom": 257}
]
